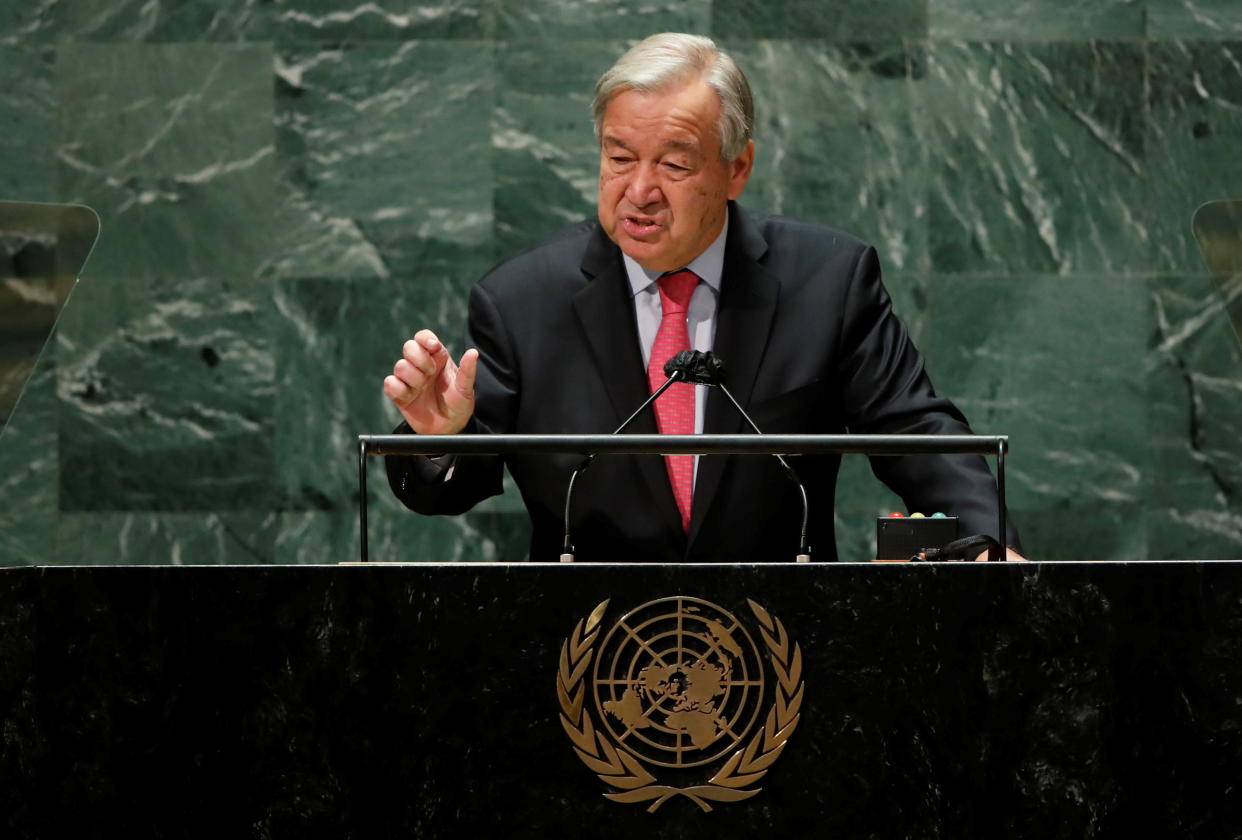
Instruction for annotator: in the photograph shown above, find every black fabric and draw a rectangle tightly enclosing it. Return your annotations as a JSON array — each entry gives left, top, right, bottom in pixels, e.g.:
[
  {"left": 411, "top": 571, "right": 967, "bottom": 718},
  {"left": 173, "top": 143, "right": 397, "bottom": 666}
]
[{"left": 387, "top": 203, "right": 1020, "bottom": 563}]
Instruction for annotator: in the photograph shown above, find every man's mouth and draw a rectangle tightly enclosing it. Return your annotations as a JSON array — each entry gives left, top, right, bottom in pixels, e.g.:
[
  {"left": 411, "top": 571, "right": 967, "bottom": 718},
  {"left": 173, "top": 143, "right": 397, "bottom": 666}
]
[{"left": 622, "top": 216, "right": 662, "bottom": 237}]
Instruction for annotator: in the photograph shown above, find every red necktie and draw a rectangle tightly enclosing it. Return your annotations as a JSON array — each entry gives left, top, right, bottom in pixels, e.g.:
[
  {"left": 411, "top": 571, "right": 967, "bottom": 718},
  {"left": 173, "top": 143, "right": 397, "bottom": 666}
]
[{"left": 648, "top": 269, "right": 699, "bottom": 531}]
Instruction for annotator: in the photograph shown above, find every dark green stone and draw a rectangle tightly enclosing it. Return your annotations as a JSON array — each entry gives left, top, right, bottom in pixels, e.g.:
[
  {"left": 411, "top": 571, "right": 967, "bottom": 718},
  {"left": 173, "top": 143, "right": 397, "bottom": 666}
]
[
  {"left": 915, "top": 274, "right": 1149, "bottom": 561},
  {"left": 57, "top": 512, "right": 279, "bottom": 564},
  {"left": 275, "top": 0, "right": 490, "bottom": 39},
  {"left": 924, "top": 42, "right": 1147, "bottom": 275},
  {"left": 1148, "top": 0, "right": 1242, "bottom": 38},
  {"left": 56, "top": 274, "right": 275, "bottom": 511},
  {"left": 273, "top": 41, "right": 495, "bottom": 281},
  {"left": 497, "top": 0, "right": 709, "bottom": 39},
  {"left": 0, "top": 47, "right": 56, "bottom": 202},
  {"left": 1147, "top": 42, "right": 1242, "bottom": 273},
  {"left": 55, "top": 43, "right": 278, "bottom": 280},
  {"left": 272, "top": 276, "right": 468, "bottom": 511},
  {"left": 0, "top": 356, "right": 58, "bottom": 565},
  {"left": 53, "top": 0, "right": 272, "bottom": 42},
  {"left": 1147, "top": 275, "right": 1242, "bottom": 559},
  {"left": 930, "top": 0, "right": 1144, "bottom": 39},
  {"left": 493, "top": 41, "right": 617, "bottom": 259},
  {"left": 728, "top": 40, "right": 928, "bottom": 272},
  {"left": 713, "top": 0, "right": 927, "bottom": 39}
]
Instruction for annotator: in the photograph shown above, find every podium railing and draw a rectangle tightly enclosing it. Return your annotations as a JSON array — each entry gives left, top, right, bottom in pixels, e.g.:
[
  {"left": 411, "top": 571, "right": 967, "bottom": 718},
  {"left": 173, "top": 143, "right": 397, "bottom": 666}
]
[{"left": 357, "top": 434, "right": 1009, "bottom": 563}]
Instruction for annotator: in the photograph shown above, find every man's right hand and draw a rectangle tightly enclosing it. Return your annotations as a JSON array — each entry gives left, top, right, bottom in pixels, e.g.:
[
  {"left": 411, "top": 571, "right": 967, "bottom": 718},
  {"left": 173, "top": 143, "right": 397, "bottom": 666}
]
[{"left": 383, "top": 329, "right": 478, "bottom": 435}]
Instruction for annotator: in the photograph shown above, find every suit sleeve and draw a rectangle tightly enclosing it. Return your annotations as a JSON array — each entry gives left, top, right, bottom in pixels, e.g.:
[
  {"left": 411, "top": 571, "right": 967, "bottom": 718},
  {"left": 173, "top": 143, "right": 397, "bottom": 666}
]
[
  {"left": 835, "top": 246, "right": 1021, "bottom": 549},
  {"left": 384, "top": 282, "right": 517, "bottom": 515}
]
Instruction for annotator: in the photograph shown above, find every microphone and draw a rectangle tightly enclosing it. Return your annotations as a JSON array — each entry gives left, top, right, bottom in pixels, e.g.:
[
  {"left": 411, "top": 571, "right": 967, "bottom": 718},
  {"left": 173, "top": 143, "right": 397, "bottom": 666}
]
[
  {"left": 671, "top": 351, "right": 812, "bottom": 563},
  {"left": 560, "top": 359, "right": 690, "bottom": 562},
  {"left": 561, "top": 350, "right": 813, "bottom": 563}
]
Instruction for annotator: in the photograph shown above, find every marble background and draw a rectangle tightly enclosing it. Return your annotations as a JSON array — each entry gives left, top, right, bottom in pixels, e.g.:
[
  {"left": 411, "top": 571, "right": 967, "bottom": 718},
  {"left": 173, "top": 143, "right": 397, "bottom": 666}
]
[{"left": 3, "top": 0, "right": 1242, "bottom": 564}]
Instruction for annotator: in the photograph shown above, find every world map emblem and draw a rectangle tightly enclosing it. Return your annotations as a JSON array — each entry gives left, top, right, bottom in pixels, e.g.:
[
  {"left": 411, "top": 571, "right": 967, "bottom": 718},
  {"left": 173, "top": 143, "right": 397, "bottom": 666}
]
[{"left": 556, "top": 597, "right": 803, "bottom": 812}]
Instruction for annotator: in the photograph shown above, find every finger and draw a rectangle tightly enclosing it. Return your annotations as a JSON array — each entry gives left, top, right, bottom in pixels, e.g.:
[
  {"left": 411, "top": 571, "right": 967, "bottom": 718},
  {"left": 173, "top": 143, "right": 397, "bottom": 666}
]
[
  {"left": 402, "top": 339, "right": 438, "bottom": 378},
  {"left": 392, "top": 358, "right": 431, "bottom": 390},
  {"left": 413, "top": 329, "right": 451, "bottom": 369},
  {"left": 454, "top": 348, "right": 479, "bottom": 402},
  {"left": 383, "top": 374, "right": 415, "bottom": 406}
]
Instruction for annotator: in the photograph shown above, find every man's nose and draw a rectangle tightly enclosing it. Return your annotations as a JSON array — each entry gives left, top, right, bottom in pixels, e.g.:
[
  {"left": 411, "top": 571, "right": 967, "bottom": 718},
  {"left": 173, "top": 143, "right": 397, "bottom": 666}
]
[{"left": 624, "top": 165, "right": 662, "bottom": 208}]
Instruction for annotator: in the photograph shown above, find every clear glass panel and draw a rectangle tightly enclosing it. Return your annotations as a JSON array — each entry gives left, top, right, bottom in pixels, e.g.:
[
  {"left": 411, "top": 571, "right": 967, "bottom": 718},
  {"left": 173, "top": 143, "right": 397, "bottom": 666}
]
[
  {"left": 1193, "top": 199, "right": 1242, "bottom": 351},
  {"left": 0, "top": 201, "right": 100, "bottom": 437}
]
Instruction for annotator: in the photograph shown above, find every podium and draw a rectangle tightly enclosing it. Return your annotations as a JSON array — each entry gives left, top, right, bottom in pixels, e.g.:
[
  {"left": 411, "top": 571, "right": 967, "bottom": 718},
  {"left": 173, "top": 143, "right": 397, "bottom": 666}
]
[{"left": 3, "top": 560, "right": 1241, "bottom": 838}]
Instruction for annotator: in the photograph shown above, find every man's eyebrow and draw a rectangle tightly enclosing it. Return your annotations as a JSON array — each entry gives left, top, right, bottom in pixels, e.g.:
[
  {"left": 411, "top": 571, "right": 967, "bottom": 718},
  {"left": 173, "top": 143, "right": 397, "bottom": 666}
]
[
  {"left": 662, "top": 139, "right": 701, "bottom": 154},
  {"left": 601, "top": 135, "right": 701, "bottom": 156},
  {"left": 601, "top": 134, "right": 632, "bottom": 150}
]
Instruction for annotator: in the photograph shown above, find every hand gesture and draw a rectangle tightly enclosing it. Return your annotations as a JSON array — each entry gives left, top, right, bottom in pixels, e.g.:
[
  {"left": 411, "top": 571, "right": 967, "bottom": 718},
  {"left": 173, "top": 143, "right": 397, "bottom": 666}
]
[{"left": 383, "top": 330, "right": 478, "bottom": 435}]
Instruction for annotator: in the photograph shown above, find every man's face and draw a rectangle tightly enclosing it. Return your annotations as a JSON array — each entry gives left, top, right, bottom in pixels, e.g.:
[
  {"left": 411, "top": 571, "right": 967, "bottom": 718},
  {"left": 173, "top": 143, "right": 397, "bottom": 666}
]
[{"left": 597, "top": 80, "right": 754, "bottom": 273}]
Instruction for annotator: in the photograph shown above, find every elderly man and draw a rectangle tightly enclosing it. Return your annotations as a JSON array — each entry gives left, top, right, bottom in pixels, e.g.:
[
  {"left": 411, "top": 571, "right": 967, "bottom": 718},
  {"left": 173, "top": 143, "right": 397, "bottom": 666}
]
[{"left": 383, "top": 33, "right": 1020, "bottom": 563}]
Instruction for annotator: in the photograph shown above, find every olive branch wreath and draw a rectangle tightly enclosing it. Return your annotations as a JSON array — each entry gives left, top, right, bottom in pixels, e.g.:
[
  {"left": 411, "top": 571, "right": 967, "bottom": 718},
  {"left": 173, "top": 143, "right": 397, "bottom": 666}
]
[{"left": 556, "top": 598, "right": 803, "bottom": 813}]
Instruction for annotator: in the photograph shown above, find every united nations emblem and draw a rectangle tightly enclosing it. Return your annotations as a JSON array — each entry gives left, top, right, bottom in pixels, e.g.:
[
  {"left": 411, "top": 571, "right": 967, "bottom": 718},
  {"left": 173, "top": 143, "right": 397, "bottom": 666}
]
[{"left": 556, "top": 597, "right": 803, "bottom": 812}]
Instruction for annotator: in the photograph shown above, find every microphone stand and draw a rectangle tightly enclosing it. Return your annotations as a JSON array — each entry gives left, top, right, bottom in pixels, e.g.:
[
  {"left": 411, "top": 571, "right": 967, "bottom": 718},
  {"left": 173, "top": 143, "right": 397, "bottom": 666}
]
[
  {"left": 560, "top": 370, "right": 687, "bottom": 562},
  {"left": 561, "top": 351, "right": 812, "bottom": 563}
]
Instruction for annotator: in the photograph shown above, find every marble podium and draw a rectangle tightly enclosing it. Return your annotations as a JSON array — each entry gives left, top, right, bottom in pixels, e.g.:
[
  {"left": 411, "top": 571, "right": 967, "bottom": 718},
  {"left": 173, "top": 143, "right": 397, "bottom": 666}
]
[{"left": 2, "top": 561, "right": 1240, "bottom": 839}]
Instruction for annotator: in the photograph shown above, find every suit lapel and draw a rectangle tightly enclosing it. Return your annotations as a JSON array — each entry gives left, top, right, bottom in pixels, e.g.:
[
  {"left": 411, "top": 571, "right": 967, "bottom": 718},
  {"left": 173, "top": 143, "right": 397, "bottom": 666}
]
[
  {"left": 688, "top": 205, "right": 779, "bottom": 547},
  {"left": 573, "top": 224, "right": 686, "bottom": 545}
]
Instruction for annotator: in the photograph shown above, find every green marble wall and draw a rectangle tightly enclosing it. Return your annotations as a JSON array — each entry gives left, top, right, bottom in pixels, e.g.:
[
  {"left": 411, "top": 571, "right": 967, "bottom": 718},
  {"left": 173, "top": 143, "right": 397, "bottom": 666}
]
[{"left": 3, "top": 1, "right": 1242, "bottom": 565}]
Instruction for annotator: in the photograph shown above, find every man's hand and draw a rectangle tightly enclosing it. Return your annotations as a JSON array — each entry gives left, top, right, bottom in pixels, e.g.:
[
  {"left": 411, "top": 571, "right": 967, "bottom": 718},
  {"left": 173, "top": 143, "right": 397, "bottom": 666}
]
[
  {"left": 383, "top": 330, "right": 478, "bottom": 435},
  {"left": 973, "top": 547, "right": 1028, "bottom": 562}
]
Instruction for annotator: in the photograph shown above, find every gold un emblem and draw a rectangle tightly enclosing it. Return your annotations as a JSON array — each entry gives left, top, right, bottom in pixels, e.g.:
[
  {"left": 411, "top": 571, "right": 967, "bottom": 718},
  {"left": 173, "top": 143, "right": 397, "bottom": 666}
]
[{"left": 556, "top": 596, "right": 803, "bottom": 812}]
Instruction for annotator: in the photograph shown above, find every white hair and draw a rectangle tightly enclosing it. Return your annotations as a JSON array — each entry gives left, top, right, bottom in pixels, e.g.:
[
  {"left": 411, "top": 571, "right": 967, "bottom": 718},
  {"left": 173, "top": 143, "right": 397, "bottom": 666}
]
[{"left": 592, "top": 33, "right": 754, "bottom": 162}]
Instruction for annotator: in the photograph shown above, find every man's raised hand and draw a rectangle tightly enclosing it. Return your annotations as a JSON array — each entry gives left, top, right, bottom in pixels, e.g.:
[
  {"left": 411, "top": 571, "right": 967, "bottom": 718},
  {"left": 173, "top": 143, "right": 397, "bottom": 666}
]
[{"left": 383, "top": 330, "right": 478, "bottom": 435}]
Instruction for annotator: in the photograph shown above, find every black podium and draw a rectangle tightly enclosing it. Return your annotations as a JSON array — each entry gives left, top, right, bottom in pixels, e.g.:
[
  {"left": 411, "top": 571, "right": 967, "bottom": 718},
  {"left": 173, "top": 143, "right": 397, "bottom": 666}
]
[{"left": 3, "top": 560, "right": 1240, "bottom": 839}]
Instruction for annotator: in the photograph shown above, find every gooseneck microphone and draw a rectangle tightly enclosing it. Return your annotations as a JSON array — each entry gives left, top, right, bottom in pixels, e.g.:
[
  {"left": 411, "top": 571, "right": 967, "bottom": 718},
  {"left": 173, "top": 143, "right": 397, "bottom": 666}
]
[
  {"left": 666, "top": 351, "right": 812, "bottom": 563},
  {"left": 560, "top": 361, "right": 690, "bottom": 562},
  {"left": 560, "top": 350, "right": 813, "bottom": 563}
]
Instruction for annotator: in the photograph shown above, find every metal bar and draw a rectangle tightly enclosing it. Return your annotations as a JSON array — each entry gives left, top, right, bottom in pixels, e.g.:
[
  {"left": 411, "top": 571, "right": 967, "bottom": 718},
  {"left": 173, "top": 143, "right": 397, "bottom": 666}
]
[
  {"left": 359, "top": 440, "right": 369, "bottom": 564},
  {"left": 359, "top": 433, "right": 1007, "bottom": 457},
  {"left": 997, "top": 439, "right": 1007, "bottom": 560}
]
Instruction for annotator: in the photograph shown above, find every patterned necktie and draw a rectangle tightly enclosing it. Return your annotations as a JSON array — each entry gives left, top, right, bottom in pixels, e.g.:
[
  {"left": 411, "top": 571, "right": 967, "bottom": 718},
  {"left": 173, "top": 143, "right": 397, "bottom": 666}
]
[{"left": 648, "top": 269, "right": 699, "bottom": 531}]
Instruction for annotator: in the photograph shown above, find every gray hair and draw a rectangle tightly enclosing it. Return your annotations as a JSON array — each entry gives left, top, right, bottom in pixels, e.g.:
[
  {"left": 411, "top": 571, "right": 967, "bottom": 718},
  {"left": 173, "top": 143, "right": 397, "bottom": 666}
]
[{"left": 592, "top": 33, "right": 754, "bottom": 162}]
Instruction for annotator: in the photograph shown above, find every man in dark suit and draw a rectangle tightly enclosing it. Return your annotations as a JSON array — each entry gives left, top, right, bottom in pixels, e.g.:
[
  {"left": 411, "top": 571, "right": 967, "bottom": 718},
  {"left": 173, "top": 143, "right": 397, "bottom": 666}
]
[{"left": 383, "top": 33, "right": 1021, "bottom": 563}]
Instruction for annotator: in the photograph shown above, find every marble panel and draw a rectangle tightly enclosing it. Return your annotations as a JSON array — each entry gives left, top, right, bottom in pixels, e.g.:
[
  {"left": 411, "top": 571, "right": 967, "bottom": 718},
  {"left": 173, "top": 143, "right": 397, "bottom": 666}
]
[
  {"left": 0, "top": 1, "right": 58, "bottom": 44},
  {"left": 272, "top": 41, "right": 494, "bottom": 282},
  {"left": 1147, "top": 275, "right": 1242, "bottom": 559},
  {"left": 929, "top": 0, "right": 1144, "bottom": 40},
  {"left": 272, "top": 275, "right": 468, "bottom": 511},
  {"left": 56, "top": 274, "right": 275, "bottom": 511},
  {"left": 0, "top": 357, "right": 58, "bottom": 566},
  {"left": 727, "top": 40, "right": 927, "bottom": 272},
  {"left": 1148, "top": 0, "right": 1242, "bottom": 39},
  {"left": 0, "top": 47, "right": 56, "bottom": 202},
  {"left": 495, "top": 1, "right": 708, "bottom": 39},
  {"left": 277, "top": 507, "right": 531, "bottom": 563},
  {"left": 51, "top": 0, "right": 272, "bottom": 41},
  {"left": 923, "top": 42, "right": 1147, "bottom": 275},
  {"left": 916, "top": 274, "right": 1149, "bottom": 561},
  {"left": 274, "top": 0, "right": 490, "bottom": 39},
  {"left": 54, "top": 43, "right": 278, "bottom": 281},
  {"left": 272, "top": 276, "right": 530, "bottom": 561},
  {"left": 1147, "top": 41, "right": 1242, "bottom": 274},
  {"left": 712, "top": 0, "right": 926, "bottom": 40},
  {"left": 493, "top": 40, "right": 617, "bottom": 259},
  {"left": 56, "top": 512, "right": 279, "bottom": 564}
]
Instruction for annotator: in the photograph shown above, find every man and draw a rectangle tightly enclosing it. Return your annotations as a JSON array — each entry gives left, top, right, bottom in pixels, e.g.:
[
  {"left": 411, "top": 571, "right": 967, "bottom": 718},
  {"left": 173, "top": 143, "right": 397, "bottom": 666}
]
[{"left": 383, "top": 33, "right": 1021, "bottom": 563}]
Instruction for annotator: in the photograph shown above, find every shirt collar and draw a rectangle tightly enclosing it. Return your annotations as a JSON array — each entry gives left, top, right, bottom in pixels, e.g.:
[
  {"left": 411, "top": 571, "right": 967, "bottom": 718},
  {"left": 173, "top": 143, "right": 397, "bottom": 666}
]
[{"left": 623, "top": 208, "right": 729, "bottom": 297}]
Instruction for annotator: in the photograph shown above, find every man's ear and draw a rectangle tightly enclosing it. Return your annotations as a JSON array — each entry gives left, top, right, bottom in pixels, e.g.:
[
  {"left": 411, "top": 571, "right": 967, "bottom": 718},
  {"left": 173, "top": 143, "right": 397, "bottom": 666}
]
[{"left": 727, "top": 139, "right": 755, "bottom": 200}]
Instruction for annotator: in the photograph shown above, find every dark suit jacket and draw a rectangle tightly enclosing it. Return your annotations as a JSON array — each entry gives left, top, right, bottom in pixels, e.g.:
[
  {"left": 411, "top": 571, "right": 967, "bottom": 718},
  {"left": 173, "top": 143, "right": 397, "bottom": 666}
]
[{"left": 387, "top": 203, "right": 1018, "bottom": 562}]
